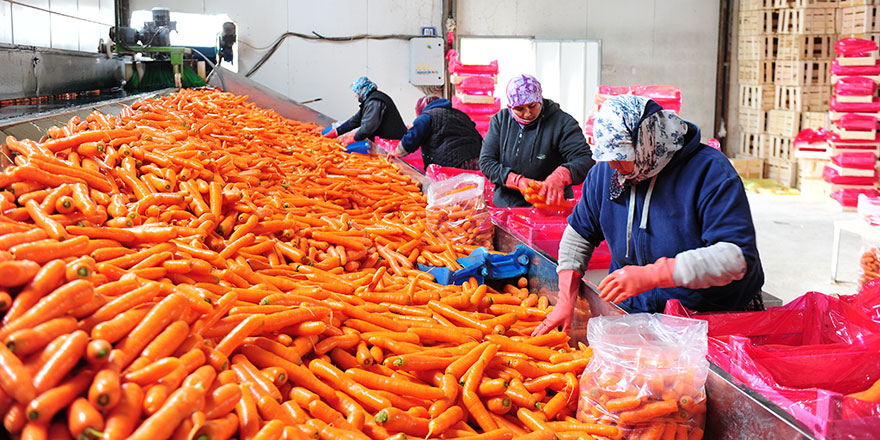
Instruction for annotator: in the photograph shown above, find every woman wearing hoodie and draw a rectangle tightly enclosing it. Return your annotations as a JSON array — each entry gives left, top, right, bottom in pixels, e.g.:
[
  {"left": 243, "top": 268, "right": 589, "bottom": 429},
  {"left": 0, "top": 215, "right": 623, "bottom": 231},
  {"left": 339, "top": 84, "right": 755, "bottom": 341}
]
[
  {"left": 532, "top": 95, "right": 765, "bottom": 336},
  {"left": 479, "top": 74, "right": 595, "bottom": 207},
  {"left": 391, "top": 95, "right": 483, "bottom": 170},
  {"left": 323, "top": 76, "right": 407, "bottom": 143}
]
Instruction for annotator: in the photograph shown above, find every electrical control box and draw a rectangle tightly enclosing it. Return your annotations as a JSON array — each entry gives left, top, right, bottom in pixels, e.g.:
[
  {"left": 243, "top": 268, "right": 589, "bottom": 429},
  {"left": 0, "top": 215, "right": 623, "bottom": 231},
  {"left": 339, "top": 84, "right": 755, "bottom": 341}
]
[{"left": 409, "top": 37, "right": 444, "bottom": 86}]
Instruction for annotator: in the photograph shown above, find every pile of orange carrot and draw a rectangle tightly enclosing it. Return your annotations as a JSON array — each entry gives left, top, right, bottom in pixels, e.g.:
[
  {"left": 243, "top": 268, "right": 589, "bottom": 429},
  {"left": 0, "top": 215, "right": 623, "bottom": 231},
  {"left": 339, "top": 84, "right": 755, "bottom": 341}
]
[{"left": 0, "top": 88, "right": 614, "bottom": 440}]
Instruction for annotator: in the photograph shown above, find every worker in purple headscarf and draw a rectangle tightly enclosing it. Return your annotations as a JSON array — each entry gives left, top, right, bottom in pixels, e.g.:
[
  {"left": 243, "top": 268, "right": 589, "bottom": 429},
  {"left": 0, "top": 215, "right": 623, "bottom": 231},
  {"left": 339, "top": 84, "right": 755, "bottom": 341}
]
[
  {"left": 480, "top": 74, "right": 595, "bottom": 207},
  {"left": 390, "top": 95, "right": 483, "bottom": 169}
]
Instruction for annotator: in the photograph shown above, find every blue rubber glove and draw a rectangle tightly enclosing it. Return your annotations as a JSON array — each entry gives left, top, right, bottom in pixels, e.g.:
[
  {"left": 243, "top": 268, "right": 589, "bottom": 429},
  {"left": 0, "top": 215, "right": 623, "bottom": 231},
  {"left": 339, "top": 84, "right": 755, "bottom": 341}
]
[{"left": 598, "top": 257, "right": 677, "bottom": 304}]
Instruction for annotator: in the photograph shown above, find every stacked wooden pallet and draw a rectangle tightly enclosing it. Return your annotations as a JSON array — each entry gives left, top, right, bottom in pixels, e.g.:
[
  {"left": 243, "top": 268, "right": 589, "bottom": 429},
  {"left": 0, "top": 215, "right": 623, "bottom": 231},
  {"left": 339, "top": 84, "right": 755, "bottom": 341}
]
[
  {"left": 819, "top": 37, "right": 880, "bottom": 206},
  {"left": 737, "top": 0, "right": 840, "bottom": 185},
  {"left": 839, "top": 0, "right": 880, "bottom": 43}
]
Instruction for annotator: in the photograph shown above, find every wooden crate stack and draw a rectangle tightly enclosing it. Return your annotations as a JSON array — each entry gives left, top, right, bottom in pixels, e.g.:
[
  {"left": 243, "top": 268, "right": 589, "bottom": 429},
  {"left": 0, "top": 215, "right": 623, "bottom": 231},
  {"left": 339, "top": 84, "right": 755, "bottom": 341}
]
[
  {"left": 771, "top": 0, "right": 837, "bottom": 186},
  {"left": 737, "top": 0, "right": 776, "bottom": 173},
  {"left": 819, "top": 36, "right": 880, "bottom": 206},
  {"left": 839, "top": 0, "right": 880, "bottom": 43},
  {"left": 736, "top": 0, "right": 839, "bottom": 186}
]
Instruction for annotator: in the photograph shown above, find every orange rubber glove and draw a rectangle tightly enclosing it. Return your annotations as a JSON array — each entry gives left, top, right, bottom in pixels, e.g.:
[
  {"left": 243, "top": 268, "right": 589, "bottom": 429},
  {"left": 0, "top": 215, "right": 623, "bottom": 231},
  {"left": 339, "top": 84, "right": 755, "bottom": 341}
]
[
  {"left": 323, "top": 128, "right": 338, "bottom": 139},
  {"left": 532, "top": 270, "right": 581, "bottom": 335},
  {"left": 538, "top": 166, "right": 572, "bottom": 207},
  {"left": 505, "top": 172, "right": 537, "bottom": 193},
  {"left": 598, "top": 257, "right": 676, "bottom": 304}
]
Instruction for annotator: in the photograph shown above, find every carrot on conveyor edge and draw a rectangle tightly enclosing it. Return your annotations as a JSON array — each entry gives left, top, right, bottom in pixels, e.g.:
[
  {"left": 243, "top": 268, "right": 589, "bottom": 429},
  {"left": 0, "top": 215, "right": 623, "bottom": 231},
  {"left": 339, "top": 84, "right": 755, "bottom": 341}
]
[{"left": 0, "top": 88, "right": 700, "bottom": 440}]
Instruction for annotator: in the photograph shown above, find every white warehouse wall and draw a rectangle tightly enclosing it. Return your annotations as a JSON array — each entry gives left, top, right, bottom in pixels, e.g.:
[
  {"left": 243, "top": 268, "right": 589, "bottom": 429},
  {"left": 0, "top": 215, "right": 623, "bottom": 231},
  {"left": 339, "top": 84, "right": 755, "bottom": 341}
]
[
  {"left": 130, "top": 0, "right": 720, "bottom": 136},
  {"left": 456, "top": 0, "right": 721, "bottom": 139},
  {"left": 130, "top": 0, "right": 443, "bottom": 124},
  {"left": 0, "top": 0, "right": 114, "bottom": 52}
]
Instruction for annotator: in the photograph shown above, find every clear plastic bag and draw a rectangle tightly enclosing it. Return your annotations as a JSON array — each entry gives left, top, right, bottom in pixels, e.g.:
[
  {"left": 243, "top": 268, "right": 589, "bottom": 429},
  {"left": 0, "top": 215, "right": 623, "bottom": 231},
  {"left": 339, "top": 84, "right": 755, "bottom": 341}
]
[
  {"left": 577, "top": 314, "right": 709, "bottom": 440},
  {"left": 425, "top": 174, "right": 494, "bottom": 249},
  {"left": 858, "top": 194, "right": 880, "bottom": 226},
  {"left": 860, "top": 236, "right": 880, "bottom": 285}
]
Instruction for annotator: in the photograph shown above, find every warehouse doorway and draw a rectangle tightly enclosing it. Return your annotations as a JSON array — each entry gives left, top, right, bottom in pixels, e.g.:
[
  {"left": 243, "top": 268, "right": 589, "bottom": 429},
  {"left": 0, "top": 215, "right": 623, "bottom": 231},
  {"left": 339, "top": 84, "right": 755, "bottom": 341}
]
[{"left": 459, "top": 37, "right": 601, "bottom": 128}]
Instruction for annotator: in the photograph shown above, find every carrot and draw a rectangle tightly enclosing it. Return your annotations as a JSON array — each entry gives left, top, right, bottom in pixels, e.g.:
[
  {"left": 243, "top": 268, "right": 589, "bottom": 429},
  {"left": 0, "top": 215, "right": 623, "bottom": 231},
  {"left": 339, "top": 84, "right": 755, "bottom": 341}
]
[
  {"left": 511, "top": 429, "right": 556, "bottom": 440},
  {"left": 87, "top": 281, "right": 162, "bottom": 324},
  {"left": 204, "top": 383, "right": 242, "bottom": 419},
  {"left": 447, "top": 342, "right": 491, "bottom": 378},
  {"left": 4, "top": 402, "right": 27, "bottom": 434},
  {"left": 463, "top": 344, "right": 500, "bottom": 431},
  {"left": 124, "top": 357, "right": 182, "bottom": 385},
  {"left": 20, "top": 422, "right": 49, "bottom": 440},
  {"left": 487, "top": 396, "right": 512, "bottom": 415},
  {"left": 428, "top": 405, "right": 464, "bottom": 437},
  {"left": 545, "top": 422, "right": 619, "bottom": 437},
  {"left": 25, "top": 199, "right": 67, "bottom": 240},
  {"left": 68, "top": 397, "right": 104, "bottom": 439},
  {"left": 237, "top": 344, "right": 336, "bottom": 402},
  {"left": 452, "top": 429, "right": 514, "bottom": 440},
  {"left": 0, "top": 292, "right": 10, "bottom": 311},
  {"left": 307, "top": 358, "right": 391, "bottom": 412},
  {"left": 0, "top": 340, "right": 35, "bottom": 404},
  {"left": 619, "top": 400, "right": 679, "bottom": 425},
  {"left": 0, "top": 260, "right": 40, "bottom": 287},
  {"left": 102, "top": 382, "right": 143, "bottom": 439},
  {"left": 27, "top": 367, "right": 94, "bottom": 424},
  {"left": 345, "top": 368, "right": 445, "bottom": 400},
  {"left": 32, "top": 330, "right": 88, "bottom": 393},
  {"left": 91, "top": 305, "right": 152, "bottom": 343},
  {"left": 235, "top": 387, "right": 261, "bottom": 440},
  {"left": 126, "top": 385, "right": 206, "bottom": 440},
  {"left": 606, "top": 395, "right": 643, "bottom": 412},
  {"left": 374, "top": 407, "right": 430, "bottom": 437},
  {"left": 10, "top": 235, "right": 89, "bottom": 264},
  {"left": 479, "top": 378, "right": 510, "bottom": 396},
  {"left": 0, "top": 228, "right": 47, "bottom": 251},
  {"left": 485, "top": 334, "right": 557, "bottom": 361},
  {"left": 1, "top": 279, "right": 92, "bottom": 341},
  {"left": 216, "top": 314, "right": 265, "bottom": 356},
  {"left": 109, "top": 293, "right": 187, "bottom": 370},
  {"left": 4, "top": 316, "right": 77, "bottom": 356},
  {"left": 231, "top": 354, "right": 282, "bottom": 403}
]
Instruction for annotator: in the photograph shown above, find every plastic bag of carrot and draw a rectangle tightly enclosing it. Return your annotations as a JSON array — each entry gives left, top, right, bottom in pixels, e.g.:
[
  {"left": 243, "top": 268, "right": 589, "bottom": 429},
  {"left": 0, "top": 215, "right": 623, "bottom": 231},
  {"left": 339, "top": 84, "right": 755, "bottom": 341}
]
[
  {"left": 577, "top": 314, "right": 709, "bottom": 440},
  {"left": 426, "top": 173, "right": 494, "bottom": 250}
]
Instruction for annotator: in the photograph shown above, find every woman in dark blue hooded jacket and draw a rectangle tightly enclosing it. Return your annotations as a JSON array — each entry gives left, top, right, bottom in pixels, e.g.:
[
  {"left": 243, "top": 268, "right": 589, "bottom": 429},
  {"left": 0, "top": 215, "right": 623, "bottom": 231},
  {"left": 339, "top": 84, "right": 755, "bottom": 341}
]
[
  {"left": 391, "top": 95, "right": 483, "bottom": 170},
  {"left": 532, "top": 95, "right": 765, "bottom": 335}
]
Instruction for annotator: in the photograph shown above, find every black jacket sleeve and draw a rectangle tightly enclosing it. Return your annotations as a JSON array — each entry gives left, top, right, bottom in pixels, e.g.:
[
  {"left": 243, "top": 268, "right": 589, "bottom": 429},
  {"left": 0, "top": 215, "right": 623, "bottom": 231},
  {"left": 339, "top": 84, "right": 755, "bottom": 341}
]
[
  {"left": 556, "top": 114, "right": 595, "bottom": 185},
  {"left": 479, "top": 114, "right": 512, "bottom": 187},
  {"left": 336, "top": 111, "right": 361, "bottom": 136},
  {"left": 354, "top": 100, "right": 386, "bottom": 141}
]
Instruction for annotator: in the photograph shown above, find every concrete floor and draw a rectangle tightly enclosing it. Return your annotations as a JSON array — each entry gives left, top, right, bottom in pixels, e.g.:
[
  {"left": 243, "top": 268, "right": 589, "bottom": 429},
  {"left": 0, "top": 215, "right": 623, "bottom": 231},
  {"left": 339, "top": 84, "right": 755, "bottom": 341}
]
[{"left": 747, "top": 193, "right": 862, "bottom": 304}]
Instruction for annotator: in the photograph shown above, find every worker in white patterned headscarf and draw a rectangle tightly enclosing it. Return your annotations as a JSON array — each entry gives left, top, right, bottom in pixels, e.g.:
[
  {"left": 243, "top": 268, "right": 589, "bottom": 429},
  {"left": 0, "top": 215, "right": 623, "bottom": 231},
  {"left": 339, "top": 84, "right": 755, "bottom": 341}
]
[{"left": 533, "top": 95, "right": 765, "bottom": 335}]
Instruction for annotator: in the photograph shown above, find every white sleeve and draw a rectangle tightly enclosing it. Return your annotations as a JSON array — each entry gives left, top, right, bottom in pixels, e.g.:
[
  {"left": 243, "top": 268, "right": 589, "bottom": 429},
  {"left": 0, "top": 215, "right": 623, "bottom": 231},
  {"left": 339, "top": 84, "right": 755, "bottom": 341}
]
[
  {"left": 673, "top": 242, "right": 747, "bottom": 289},
  {"left": 557, "top": 224, "right": 594, "bottom": 274}
]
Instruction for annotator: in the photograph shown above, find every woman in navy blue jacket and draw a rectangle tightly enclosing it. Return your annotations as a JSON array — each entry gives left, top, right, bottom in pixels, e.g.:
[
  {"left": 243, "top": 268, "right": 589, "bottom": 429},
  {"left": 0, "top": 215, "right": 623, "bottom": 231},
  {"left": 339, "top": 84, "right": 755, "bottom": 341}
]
[
  {"left": 533, "top": 95, "right": 765, "bottom": 335},
  {"left": 391, "top": 95, "right": 482, "bottom": 170}
]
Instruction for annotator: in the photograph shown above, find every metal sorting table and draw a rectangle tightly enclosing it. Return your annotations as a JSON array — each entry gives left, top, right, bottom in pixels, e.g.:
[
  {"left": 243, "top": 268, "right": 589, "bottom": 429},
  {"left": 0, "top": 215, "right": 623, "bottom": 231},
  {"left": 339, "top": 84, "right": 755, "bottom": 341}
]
[
  {"left": 0, "top": 69, "right": 816, "bottom": 439},
  {"left": 493, "top": 227, "right": 816, "bottom": 440}
]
